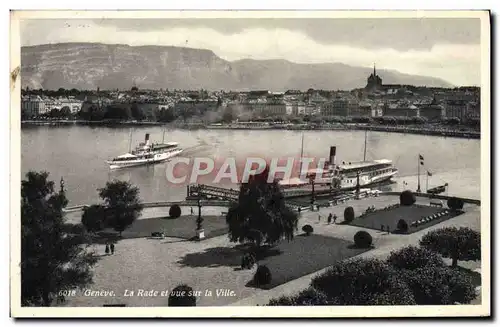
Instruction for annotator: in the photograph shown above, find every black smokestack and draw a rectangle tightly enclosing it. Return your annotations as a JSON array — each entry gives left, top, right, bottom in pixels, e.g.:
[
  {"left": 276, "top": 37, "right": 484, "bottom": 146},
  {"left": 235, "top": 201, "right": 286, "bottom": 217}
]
[
  {"left": 329, "top": 146, "right": 336, "bottom": 165},
  {"left": 145, "top": 133, "right": 150, "bottom": 146}
]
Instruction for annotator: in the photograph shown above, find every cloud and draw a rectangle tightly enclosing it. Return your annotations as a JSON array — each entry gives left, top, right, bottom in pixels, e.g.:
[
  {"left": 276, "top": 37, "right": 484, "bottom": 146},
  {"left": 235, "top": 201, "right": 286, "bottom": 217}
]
[{"left": 20, "top": 19, "right": 481, "bottom": 86}]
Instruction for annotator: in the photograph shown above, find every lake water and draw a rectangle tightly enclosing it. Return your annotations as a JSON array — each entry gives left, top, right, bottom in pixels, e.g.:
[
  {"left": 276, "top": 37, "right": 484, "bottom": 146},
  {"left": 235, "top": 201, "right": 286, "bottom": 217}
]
[{"left": 21, "top": 126, "right": 481, "bottom": 205}]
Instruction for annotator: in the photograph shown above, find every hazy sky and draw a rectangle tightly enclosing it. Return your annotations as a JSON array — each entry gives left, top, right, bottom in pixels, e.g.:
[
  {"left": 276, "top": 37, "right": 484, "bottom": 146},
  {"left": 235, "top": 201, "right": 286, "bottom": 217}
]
[{"left": 20, "top": 18, "right": 482, "bottom": 86}]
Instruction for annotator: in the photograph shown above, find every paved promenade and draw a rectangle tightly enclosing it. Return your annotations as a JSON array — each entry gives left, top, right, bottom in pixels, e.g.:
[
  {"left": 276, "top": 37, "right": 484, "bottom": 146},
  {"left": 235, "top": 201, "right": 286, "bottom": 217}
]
[{"left": 61, "top": 195, "right": 481, "bottom": 307}]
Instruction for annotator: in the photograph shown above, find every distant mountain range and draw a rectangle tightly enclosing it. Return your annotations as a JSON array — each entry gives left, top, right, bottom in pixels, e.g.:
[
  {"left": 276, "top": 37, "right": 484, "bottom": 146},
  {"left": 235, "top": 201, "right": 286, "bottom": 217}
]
[{"left": 21, "top": 43, "right": 454, "bottom": 91}]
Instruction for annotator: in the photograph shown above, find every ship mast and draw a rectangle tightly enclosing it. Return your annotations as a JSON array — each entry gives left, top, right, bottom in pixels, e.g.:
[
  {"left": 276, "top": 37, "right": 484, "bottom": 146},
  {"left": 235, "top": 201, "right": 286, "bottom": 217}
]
[
  {"left": 299, "top": 133, "right": 305, "bottom": 177},
  {"left": 162, "top": 127, "right": 166, "bottom": 144},
  {"left": 128, "top": 129, "right": 133, "bottom": 153}
]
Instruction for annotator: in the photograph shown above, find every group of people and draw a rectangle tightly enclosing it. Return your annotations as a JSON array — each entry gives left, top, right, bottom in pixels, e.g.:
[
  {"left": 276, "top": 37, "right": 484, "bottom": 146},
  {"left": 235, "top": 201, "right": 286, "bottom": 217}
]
[
  {"left": 105, "top": 243, "right": 115, "bottom": 255},
  {"left": 318, "top": 213, "right": 338, "bottom": 224}
]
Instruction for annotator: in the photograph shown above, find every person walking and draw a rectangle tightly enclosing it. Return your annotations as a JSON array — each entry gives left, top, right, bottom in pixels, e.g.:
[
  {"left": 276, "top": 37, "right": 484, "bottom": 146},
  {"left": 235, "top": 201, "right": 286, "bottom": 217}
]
[
  {"left": 318, "top": 214, "right": 321, "bottom": 223},
  {"left": 333, "top": 214, "right": 337, "bottom": 224},
  {"left": 327, "top": 213, "right": 332, "bottom": 224},
  {"left": 190, "top": 207, "right": 194, "bottom": 215},
  {"left": 110, "top": 243, "right": 115, "bottom": 255},
  {"left": 105, "top": 243, "right": 110, "bottom": 255}
]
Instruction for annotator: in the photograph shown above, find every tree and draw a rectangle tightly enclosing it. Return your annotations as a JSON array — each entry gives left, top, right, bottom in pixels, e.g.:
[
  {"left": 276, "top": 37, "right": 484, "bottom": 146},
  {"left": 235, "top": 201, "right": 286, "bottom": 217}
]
[
  {"left": 386, "top": 245, "right": 445, "bottom": 270},
  {"left": 21, "top": 171, "right": 97, "bottom": 306},
  {"left": 98, "top": 180, "right": 144, "bottom": 236},
  {"left": 226, "top": 166, "right": 298, "bottom": 248},
  {"left": 310, "top": 259, "right": 416, "bottom": 305},
  {"left": 420, "top": 227, "right": 480, "bottom": 267},
  {"left": 81, "top": 204, "right": 106, "bottom": 233}
]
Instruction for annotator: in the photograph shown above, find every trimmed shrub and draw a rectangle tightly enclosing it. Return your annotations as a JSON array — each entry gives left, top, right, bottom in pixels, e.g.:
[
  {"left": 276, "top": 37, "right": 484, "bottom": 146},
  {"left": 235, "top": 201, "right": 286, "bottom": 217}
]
[
  {"left": 302, "top": 224, "right": 314, "bottom": 236},
  {"left": 401, "top": 266, "right": 476, "bottom": 305},
  {"left": 447, "top": 197, "right": 465, "bottom": 211},
  {"left": 311, "top": 259, "right": 416, "bottom": 305},
  {"left": 397, "top": 219, "right": 409, "bottom": 233},
  {"left": 168, "top": 204, "right": 182, "bottom": 218},
  {"left": 344, "top": 206, "right": 355, "bottom": 223},
  {"left": 268, "top": 288, "right": 331, "bottom": 306},
  {"left": 168, "top": 284, "right": 196, "bottom": 306},
  {"left": 387, "top": 245, "right": 445, "bottom": 270},
  {"left": 400, "top": 190, "right": 416, "bottom": 206},
  {"left": 354, "top": 231, "right": 373, "bottom": 248},
  {"left": 253, "top": 265, "right": 272, "bottom": 286}
]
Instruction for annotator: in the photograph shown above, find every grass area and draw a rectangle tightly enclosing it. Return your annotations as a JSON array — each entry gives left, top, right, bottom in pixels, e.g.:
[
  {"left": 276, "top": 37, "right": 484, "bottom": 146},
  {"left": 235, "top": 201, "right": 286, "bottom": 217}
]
[
  {"left": 348, "top": 204, "right": 463, "bottom": 234},
  {"left": 96, "top": 214, "right": 228, "bottom": 242},
  {"left": 176, "top": 234, "right": 369, "bottom": 290},
  {"left": 249, "top": 234, "right": 369, "bottom": 290}
]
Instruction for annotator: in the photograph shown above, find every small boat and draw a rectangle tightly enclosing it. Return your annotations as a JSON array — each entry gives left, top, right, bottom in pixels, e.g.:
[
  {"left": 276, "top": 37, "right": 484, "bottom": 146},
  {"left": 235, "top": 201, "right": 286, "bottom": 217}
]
[{"left": 106, "top": 132, "right": 183, "bottom": 169}]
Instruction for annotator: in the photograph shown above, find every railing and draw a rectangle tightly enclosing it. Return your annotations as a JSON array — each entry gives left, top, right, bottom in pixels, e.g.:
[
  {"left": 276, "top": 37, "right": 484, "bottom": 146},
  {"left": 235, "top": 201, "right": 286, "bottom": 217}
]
[{"left": 380, "top": 191, "right": 481, "bottom": 205}]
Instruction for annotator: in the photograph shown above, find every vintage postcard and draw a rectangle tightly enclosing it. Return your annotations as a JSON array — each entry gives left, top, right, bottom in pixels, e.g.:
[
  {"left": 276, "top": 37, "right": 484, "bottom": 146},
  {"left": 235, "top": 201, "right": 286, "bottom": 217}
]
[{"left": 10, "top": 10, "right": 491, "bottom": 318}]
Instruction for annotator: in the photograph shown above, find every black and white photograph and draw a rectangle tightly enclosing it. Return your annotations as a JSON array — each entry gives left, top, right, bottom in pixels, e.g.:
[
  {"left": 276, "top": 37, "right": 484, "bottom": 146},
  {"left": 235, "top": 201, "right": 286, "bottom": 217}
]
[{"left": 9, "top": 10, "right": 491, "bottom": 318}]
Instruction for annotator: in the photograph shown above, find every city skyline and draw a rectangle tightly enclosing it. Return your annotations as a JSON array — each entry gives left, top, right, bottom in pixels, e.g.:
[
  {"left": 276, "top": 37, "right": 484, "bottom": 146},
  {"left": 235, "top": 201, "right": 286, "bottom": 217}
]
[{"left": 20, "top": 17, "right": 481, "bottom": 86}]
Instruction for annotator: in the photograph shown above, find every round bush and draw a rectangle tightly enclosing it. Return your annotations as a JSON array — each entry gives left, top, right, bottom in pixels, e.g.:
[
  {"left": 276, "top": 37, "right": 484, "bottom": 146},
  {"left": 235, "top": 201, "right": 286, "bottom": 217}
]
[
  {"left": 344, "top": 206, "right": 355, "bottom": 223},
  {"left": 400, "top": 190, "right": 416, "bottom": 206},
  {"left": 354, "top": 231, "right": 373, "bottom": 248},
  {"left": 169, "top": 204, "right": 182, "bottom": 218},
  {"left": 387, "top": 245, "right": 445, "bottom": 270},
  {"left": 253, "top": 265, "right": 272, "bottom": 286},
  {"left": 447, "top": 197, "right": 465, "bottom": 211},
  {"left": 168, "top": 284, "right": 196, "bottom": 306},
  {"left": 302, "top": 224, "right": 314, "bottom": 235},
  {"left": 397, "top": 219, "right": 409, "bottom": 233}
]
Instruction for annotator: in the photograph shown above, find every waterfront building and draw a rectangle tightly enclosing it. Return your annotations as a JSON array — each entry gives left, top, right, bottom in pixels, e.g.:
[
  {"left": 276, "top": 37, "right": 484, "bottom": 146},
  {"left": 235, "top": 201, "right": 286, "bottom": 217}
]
[
  {"left": 444, "top": 99, "right": 468, "bottom": 121},
  {"left": 322, "top": 96, "right": 349, "bottom": 116},
  {"left": 384, "top": 103, "right": 419, "bottom": 117},
  {"left": 419, "top": 97, "right": 445, "bottom": 121},
  {"left": 21, "top": 95, "right": 47, "bottom": 117}
]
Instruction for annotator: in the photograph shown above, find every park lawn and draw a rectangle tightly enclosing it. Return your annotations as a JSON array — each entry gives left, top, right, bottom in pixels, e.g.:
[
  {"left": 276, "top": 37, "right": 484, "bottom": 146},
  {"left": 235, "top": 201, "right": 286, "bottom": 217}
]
[
  {"left": 249, "top": 234, "right": 369, "bottom": 290},
  {"left": 101, "top": 214, "right": 229, "bottom": 240},
  {"left": 348, "top": 204, "right": 463, "bottom": 234}
]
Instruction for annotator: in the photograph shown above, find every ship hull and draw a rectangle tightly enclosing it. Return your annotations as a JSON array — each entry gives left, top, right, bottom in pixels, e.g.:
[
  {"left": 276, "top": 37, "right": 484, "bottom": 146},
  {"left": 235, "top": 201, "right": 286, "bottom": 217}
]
[{"left": 107, "top": 149, "right": 183, "bottom": 169}]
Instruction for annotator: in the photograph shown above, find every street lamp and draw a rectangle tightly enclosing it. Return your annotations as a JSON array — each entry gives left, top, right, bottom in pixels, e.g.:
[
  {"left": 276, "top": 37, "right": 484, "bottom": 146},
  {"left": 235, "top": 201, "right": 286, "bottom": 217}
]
[
  {"left": 196, "top": 192, "right": 204, "bottom": 240},
  {"left": 355, "top": 170, "right": 361, "bottom": 197},
  {"left": 308, "top": 172, "right": 316, "bottom": 209}
]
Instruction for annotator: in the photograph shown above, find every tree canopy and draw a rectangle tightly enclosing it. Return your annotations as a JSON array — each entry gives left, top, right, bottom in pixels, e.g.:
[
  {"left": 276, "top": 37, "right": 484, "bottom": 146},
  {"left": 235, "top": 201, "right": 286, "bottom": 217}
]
[
  {"left": 21, "top": 171, "right": 97, "bottom": 306},
  {"left": 97, "top": 180, "right": 144, "bottom": 236},
  {"left": 420, "top": 227, "right": 481, "bottom": 267},
  {"left": 226, "top": 166, "right": 298, "bottom": 247}
]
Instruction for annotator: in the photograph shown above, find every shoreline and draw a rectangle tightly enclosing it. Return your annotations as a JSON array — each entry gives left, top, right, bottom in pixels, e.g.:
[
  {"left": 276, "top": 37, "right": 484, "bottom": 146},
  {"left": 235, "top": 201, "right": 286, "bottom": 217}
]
[{"left": 20, "top": 120, "right": 480, "bottom": 139}]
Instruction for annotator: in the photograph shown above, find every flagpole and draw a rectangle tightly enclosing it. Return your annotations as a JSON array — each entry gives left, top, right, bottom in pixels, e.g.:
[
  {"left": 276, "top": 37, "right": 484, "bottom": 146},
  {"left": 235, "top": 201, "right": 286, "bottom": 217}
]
[{"left": 417, "top": 154, "right": 421, "bottom": 193}]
